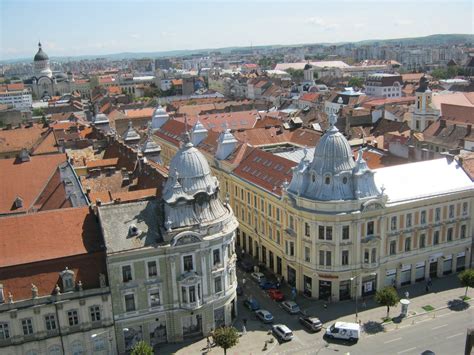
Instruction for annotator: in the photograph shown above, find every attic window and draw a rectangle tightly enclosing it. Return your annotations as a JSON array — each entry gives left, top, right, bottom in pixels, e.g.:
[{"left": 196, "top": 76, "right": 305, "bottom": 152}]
[
  {"left": 129, "top": 224, "right": 141, "bottom": 237},
  {"left": 60, "top": 267, "right": 75, "bottom": 292},
  {"left": 343, "top": 177, "right": 348, "bottom": 184},
  {"left": 325, "top": 176, "right": 331, "bottom": 185},
  {"left": 14, "top": 196, "right": 23, "bottom": 209}
]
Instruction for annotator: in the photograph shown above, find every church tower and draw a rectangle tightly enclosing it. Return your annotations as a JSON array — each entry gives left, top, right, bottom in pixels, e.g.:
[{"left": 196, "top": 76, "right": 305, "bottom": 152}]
[
  {"left": 34, "top": 42, "right": 53, "bottom": 78},
  {"left": 411, "top": 76, "right": 439, "bottom": 132}
]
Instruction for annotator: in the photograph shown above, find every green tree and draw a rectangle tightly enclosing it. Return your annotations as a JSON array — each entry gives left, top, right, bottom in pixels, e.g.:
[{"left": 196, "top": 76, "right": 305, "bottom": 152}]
[
  {"left": 348, "top": 77, "right": 364, "bottom": 88},
  {"left": 32, "top": 108, "right": 44, "bottom": 116},
  {"left": 212, "top": 326, "right": 239, "bottom": 355},
  {"left": 285, "top": 68, "right": 304, "bottom": 82},
  {"left": 431, "top": 68, "right": 448, "bottom": 80},
  {"left": 447, "top": 66, "right": 458, "bottom": 78},
  {"left": 458, "top": 269, "right": 474, "bottom": 298},
  {"left": 375, "top": 286, "right": 399, "bottom": 319},
  {"left": 131, "top": 340, "right": 153, "bottom": 355}
]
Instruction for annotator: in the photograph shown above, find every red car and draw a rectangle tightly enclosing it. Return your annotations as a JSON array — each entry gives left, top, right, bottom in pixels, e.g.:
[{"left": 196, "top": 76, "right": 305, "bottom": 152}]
[{"left": 268, "top": 289, "right": 285, "bottom": 301}]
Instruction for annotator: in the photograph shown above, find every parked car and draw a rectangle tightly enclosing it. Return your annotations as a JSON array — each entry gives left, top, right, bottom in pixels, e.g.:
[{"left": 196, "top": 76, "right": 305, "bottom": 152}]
[
  {"left": 238, "top": 260, "right": 253, "bottom": 272},
  {"left": 272, "top": 324, "right": 294, "bottom": 342},
  {"left": 243, "top": 298, "right": 260, "bottom": 311},
  {"left": 251, "top": 272, "right": 266, "bottom": 283},
  {"left": 299, "top": 316, "right": 323, "bottom": 332},
  {"left": 236, "top": 285, "right": 243, "bottom": 296},
  {"left": 255, "top": 309, "right": 274, "bottom": 323},
  {"left": 281, "top": 301, "right": 300, "bottom": 314},
  {"left": 325, "top": 322, "right": 360, "bottom": 342},
  {"left": 259, "top": 280, "right": 277, "bottom": 290},
  {"left": 268, "top": 289, "right": 285, "bottom": 301}
]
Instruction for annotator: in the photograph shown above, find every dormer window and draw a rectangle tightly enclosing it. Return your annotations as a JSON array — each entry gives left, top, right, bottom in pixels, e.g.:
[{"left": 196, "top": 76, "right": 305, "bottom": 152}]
[
  {"left": 14, "top": 196, "right": 23, "bottom": 209},
  {"left": 128, "top": 224, "right": 141, "bottom": 237},
  {"left": 60, "top": 267, "right": 75, "bottom": 292},
  {"left": 325, "top": 175, "right": 331, "bottom": 185},
  {"left": 342, "top": 177, "right": 348, "bottom": 184}
]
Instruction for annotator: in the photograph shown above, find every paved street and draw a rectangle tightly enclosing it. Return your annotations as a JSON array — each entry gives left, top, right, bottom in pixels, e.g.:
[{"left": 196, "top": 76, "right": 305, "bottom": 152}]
[
  {"left": 157, "top": 268, "right": 473, "bottom": 355},
  {"left": 316, "top": 309, "right": 473, "bottom": 355}
]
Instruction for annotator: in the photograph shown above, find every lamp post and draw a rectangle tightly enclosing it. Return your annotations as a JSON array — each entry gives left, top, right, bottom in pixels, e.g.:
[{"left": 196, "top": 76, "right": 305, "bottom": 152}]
[{"left": 350, "top": 272, "right": 376, "bottom": 322}]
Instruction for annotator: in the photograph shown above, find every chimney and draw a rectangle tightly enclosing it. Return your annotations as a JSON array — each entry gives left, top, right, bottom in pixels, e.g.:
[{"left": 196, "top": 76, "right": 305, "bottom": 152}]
[{"left": 467, "top": 124, "right": 472, "bottom": 136}]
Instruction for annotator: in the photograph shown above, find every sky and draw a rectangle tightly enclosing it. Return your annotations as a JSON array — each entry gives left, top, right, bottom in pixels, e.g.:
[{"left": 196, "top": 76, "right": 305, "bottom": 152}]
[{"left": 0, "top": 0, "right": 473, "bottom": 60}]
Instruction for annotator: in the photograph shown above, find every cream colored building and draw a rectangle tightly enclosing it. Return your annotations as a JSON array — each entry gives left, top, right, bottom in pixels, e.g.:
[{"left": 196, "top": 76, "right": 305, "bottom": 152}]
[{"left": 154, "top": 114, "right": 473, "bottom": 302}]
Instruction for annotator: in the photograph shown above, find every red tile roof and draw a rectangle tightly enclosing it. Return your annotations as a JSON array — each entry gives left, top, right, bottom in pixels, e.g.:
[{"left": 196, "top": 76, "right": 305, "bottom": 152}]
[
  {"left": 362, "top": 96, "right": 416, "bottom": 109},
  {"left": 0, "top": 207, "right": 102, "bottom": 267},
  {"left": 124, "top": 107, "right": 154, "bottom": 120},
  {"left": 154, "top": 119, "right": 187, "bottom": 146},
  {"left": 0, "top": 154, "right": 67, "bottom": 214},
  {"left": 233, "top": 148, "right": 296, "bottom": 196},
  {"left": 440, "top": 104, "right": 474, "bottom": 124},
  {"left": 86, "top": 158, "right": 119, "bottom": 169},
  {"left": 175, "top": 110, "right": 259, "bottom": 132},
  {"left": 0, "top": 124, "right": 50, "bottom": 154},
  {"left": 300, "top": 92, "right": 320, "bottom": 103}
]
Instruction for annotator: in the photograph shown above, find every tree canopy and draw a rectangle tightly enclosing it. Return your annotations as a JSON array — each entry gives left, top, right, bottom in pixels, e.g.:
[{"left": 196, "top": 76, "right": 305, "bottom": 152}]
[
  {"left": 375, "top": 286, "right": 399, "bottom": 318},
  {"left": 348, "top": 77, "right": 364, "bottom": 88},
  {"left": 131, "top": 340, "right": 154, "bottom": 355},
  {"left": 459, "top": 269, "right": 474, "bottom": 298},
  {"left": 212, "top": 326, "right": 239, "bottom": 355}
]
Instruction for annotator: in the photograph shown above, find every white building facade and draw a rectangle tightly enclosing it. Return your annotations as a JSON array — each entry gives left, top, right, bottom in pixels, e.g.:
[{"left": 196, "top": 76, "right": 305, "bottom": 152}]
[
  {"left": 99, "top": 134, "right": 239, "bottom": 353},
  {"left": 365, "top": 73, "right": 402, "bottom": 98}
]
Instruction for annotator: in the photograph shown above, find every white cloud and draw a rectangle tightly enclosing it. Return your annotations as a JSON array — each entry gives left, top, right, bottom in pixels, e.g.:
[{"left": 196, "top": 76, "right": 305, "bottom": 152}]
[
  {"left": 393, "top": 20, "right": 413, "bottom": 26},
  {"left": 305, "top": 17, "right": 340, "bottom": 31}
]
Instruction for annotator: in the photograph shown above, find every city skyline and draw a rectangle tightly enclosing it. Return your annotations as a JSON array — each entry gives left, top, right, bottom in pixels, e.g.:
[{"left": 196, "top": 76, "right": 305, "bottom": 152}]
[{"left": 1, "top": 0, "right": 472, "bottom": 60}]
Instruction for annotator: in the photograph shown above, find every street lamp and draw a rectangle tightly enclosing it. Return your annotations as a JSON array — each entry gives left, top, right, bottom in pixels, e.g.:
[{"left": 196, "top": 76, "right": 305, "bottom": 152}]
[{"left": 350, "top": 272, "right": 376, "bottom": 322}]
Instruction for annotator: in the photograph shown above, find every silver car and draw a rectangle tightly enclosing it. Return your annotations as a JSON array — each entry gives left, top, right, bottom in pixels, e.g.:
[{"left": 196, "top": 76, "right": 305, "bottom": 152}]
[
  {"left": 255, "top": 309, "right": 274, "bottom": 323},
  {"left": 281, "top": 301, "right": 300, "bottom": 314}
]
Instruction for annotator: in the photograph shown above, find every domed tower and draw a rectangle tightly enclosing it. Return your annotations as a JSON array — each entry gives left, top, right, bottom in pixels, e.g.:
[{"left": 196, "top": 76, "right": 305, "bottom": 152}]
[
  {"left": 151, "top": 105, "right": 169, "bottom": 131},
  {"left": 162, "top": 133, "right": 236, "bottom": 237},
  {"left": 34, "top": 42, "right": 52, "bottom": 78},
  {"left": 287, "top": 113, "right": 380, "bottom": 204}
]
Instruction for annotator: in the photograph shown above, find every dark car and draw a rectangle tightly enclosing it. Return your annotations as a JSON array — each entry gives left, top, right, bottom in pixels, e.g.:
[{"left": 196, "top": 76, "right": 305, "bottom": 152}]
[
  {"left": 299, "top": 316, "right": 323, "bottom": 332},
  {"left": 238, "top": 260, "right": 253, "bottom": 272},
  {"left": 259, "top": 280, "right": 278, "bottom": 290},
  {"left": 243, "top": 298, "right": 260, "bottom": 311}
]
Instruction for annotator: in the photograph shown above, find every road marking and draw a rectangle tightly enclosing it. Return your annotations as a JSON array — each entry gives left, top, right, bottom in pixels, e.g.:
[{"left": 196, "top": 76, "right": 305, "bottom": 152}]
[
  {"left": 398, "top": 347, "right": 416, "bottom": 354},
  {"left": 432, "top": 324, "right": 448, "bottom": 330},
  {"left": 446, "top": 332, "right": 463, "bottom": 339},
  {"left": 384, "top": 337, "right": 402, "bottom": 344}
]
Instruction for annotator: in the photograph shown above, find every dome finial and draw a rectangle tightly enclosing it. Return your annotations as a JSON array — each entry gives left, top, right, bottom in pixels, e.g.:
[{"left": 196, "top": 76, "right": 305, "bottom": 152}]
[
  {"left": 38, "top": 41, "right": 42, "bottom": 48},
  {"left": 329, "top": 113, "right": 338, "bottom": 127}
]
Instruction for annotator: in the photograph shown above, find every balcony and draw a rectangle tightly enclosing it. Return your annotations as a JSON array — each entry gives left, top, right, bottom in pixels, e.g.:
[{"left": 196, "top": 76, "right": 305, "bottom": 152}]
[
  {"left": 361, "top": 234, "right": 380, "bottom": 244},
  {"left": 285, "top": 228, "right": 297, "bottom": 238},
  {"left": 181, "top": 299, "right": 202, "bottom": 310}
]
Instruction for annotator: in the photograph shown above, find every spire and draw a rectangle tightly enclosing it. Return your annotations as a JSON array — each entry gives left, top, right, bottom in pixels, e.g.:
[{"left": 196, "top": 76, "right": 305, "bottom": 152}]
[
  {"left": 38, "top": 41, "right": 42, "bottom": 48},
  {"left": 328, "top": 112, "right": 338, "bottom": 127}
]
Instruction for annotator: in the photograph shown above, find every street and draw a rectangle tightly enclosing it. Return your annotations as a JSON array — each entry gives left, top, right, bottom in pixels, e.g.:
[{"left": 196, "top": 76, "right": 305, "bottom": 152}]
[{"left": 315, "top": 308, "right": 473, "bottom": 355}]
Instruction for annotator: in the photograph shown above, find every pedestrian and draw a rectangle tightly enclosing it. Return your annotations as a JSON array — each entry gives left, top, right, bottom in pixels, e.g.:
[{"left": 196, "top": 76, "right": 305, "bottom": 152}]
[
  {"left": 362, "top": 297, "right": 367, "bottom": 308},
  {"left": 425, "top": 284, "right": 429, "bottom": 293},
  {"left": 242, "top": 325, "right": 247, "bottom": 335},
  {"left": 243, "top": 318, "right": 247, "bottom": 326},
  {"left": 323, "top": 303, "right": 328, "bottom": 310},
  {"left": 206, "top": 336, "right": 211, "bottom": 350},
  {"left": 405, "top": 291, "right": 409, "bottom": 299},
  {"left": 428, "top": 277, "right": 432, "bottom": 287}
]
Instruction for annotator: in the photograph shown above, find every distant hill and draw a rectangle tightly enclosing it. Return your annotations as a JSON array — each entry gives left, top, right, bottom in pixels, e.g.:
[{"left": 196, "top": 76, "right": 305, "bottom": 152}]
[
  {"left": 354, "top": 34, "right": 474, "bottom": 47},
  {"left": 3, "top": 34, "right": 473, "bottom": 64}
]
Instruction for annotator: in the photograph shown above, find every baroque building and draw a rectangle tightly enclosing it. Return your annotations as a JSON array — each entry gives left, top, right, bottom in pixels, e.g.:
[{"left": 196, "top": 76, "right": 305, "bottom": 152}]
[
  {"left": 153, "top": 113, "right": 473, "bottom": 303},
  {"left": 98, "top": 133, "right": 238, "bottom": 353}
]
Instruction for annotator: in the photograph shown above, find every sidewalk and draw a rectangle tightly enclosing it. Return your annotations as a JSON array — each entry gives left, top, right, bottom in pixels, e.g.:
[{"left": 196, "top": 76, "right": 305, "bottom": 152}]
[{"left": 295, "top": 273, "right": 472, "bottom": 334}]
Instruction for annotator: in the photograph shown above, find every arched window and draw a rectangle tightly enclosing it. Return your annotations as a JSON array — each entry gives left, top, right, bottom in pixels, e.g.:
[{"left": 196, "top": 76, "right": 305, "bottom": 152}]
[
  {"left": 325, "top": 176, "right": 331, "bottom": 185},
  {"left": 71, "top": 341, "right": 84, "bottom": 355},
  {"left": 342, "top": 177, "right": 348, "bottom": 184},
  {"left": 48, "top": 345, "right": 62, "bottom": 355}
]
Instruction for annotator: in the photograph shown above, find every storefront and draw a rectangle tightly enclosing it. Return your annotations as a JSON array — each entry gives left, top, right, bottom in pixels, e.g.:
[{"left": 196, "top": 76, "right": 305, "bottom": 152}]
[
  {"left": 287, "top": 265, "right": 296, "bottom": 287},
  {"left": 303, "top": 275, "right": 312, "bottom": 297},
  {"left": 456, "top": 251, "right": 466, "bottom": 272},
  {"left": 362, "top": 274, "right": 377, "bottom": 296},
  {"left": 385, "top": 269, "right": 396, "bottom": 287},
  {"left": 429, "top": 253, "right": 443, "bottom": 278},
  {"left": 149, "top": 319, "right": 167, "bottom": 346},
  {"left": 319, "top": 280, "right": 332, "bottom": 300},
  {"left": 400, "top": 264, "right": 412, "bottom": 285},
  {"left": 214, "top": 307, "right": 225, "bottom": 328},
  {"left": 339, "top": 280, "right": 351, "bottom": 300},
  {"left": 443, "top": 254, "right": 453, "bottom": 275},
  {"left": 415, "top": 261, "right": 425, "bottom": 282}
]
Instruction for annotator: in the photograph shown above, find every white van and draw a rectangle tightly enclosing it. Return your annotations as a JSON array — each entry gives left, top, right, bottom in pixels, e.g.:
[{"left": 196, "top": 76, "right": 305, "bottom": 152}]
[{"left": 325, "top": 322, "right": 360, "bottom": 342}]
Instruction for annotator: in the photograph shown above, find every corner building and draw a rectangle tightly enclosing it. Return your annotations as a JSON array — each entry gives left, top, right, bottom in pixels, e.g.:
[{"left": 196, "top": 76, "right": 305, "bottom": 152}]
[
  {"left": 98, "top": 134, "right": 238, "bottom": 353},
  {"left": 152, "top": 113, "right": 473, "bottom": 303},
  {"left": 275, "top": 114, "right": 473, "bottom": 300}
]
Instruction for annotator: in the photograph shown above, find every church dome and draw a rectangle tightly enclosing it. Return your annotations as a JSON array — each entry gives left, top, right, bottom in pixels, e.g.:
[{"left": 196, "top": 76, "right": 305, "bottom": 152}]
[
  {"left": 310, "top": 115, "right": 355, "bottom": 175},
  {"left": 34, "top": 42, "right": 49, "bottom": 61}
]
